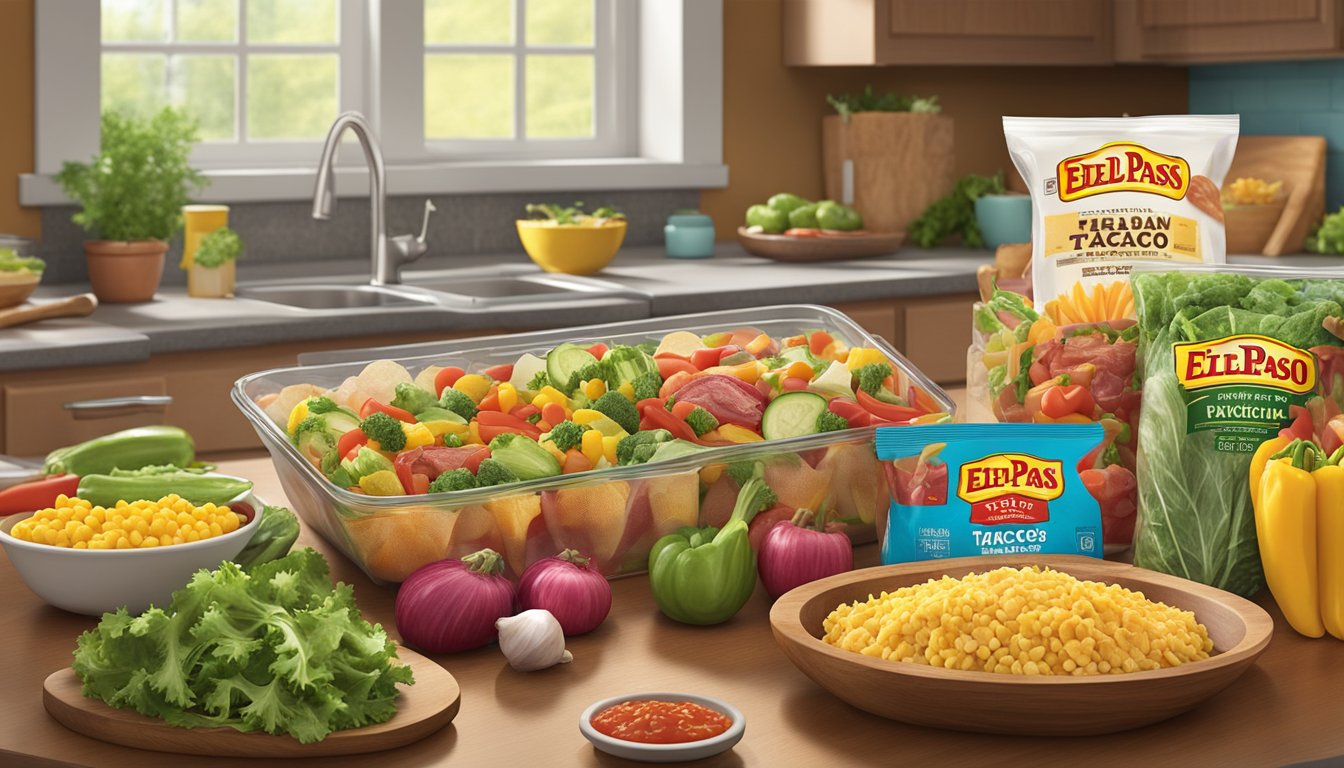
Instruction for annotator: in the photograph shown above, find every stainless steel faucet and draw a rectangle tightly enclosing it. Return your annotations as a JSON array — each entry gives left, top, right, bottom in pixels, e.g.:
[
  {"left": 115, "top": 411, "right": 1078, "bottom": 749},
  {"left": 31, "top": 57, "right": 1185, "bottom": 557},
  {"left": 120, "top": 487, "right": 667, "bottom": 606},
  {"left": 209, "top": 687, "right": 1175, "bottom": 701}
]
[{"left": 312, "top": 111, "right": 434, "bottom": 286}]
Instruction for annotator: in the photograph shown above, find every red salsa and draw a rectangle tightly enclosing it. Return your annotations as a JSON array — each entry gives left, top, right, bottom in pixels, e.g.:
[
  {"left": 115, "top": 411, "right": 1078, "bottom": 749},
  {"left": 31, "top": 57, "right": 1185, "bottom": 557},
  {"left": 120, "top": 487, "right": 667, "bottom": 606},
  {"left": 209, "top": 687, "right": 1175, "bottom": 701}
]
[{"left": 590, "top": 699, "right": 732, "bottom": 744}]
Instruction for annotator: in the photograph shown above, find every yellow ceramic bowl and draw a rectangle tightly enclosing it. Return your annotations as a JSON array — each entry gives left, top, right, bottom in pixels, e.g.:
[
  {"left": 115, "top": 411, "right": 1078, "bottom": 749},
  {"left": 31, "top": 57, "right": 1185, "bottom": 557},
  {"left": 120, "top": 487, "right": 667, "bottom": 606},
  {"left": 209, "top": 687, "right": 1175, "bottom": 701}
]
[{"left": 516, "top": 220, "right": 627, "bottom": 275}]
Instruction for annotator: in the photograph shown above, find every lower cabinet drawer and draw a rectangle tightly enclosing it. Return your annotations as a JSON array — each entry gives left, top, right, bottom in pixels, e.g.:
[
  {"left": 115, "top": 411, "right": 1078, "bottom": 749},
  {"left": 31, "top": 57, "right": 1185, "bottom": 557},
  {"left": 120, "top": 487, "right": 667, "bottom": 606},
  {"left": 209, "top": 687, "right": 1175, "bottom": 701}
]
[
  {"left": 901, "top": 297, "right": 973, "bottom": 385},
  {"left": 4, "top": 378, "right": 169, "bottom": 456}
]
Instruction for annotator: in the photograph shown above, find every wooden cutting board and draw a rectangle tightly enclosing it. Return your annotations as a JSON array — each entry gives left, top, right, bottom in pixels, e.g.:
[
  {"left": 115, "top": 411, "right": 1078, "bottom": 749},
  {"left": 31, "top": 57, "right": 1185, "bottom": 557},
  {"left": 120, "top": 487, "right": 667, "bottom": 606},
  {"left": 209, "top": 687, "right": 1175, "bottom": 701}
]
[
  {"left": 1225, "top": 135, "right": 1326, "bottom": 256},
  {"left": 42, "top": 645, "right": 459, "bottom": 758}
]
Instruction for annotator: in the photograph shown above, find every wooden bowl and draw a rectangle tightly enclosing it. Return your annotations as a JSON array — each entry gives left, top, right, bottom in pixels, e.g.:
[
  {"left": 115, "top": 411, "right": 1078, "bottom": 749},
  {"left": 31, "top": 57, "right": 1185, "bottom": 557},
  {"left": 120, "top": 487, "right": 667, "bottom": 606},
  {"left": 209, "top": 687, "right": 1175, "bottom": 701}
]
[
  {"left": 736, "top": 227, "right": 903, "bottom": 262},
  {"left": 0, "top": 272, "right": 40, "bottom": 308},
  {"left": 769, "top": 555, "right": 1273, "bottom": 736}
]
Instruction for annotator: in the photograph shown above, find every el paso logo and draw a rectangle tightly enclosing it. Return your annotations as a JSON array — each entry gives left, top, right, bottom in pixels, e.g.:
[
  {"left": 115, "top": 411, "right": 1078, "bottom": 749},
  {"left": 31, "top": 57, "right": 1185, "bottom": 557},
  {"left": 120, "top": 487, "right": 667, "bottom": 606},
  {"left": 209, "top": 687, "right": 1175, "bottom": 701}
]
[
  {"left": 1056, "top": 142, "right": 1190, "bottom": 202},
  {"left": 1175, "top": 334, "right": 1316, "bottom": 394},
  {"left": 958, "top": 454, "right": 1063, "bottom": 505}
]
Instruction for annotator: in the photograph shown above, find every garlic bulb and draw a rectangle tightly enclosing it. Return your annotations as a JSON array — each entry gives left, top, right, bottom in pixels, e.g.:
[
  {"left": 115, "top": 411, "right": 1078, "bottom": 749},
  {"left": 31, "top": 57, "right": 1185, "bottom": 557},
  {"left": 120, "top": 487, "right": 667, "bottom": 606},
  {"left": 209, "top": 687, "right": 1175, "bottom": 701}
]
[{"left": 496, "top": 609, "right": 574, "bottom": 671}]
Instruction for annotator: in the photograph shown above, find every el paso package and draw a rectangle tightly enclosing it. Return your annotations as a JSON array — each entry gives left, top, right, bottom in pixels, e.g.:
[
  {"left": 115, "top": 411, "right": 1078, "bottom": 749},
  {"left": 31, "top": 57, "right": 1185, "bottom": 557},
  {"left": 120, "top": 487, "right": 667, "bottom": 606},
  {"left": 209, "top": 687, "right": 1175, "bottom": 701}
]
[
  {"left": 966, "top": 115, "right": 1239, "bottom": 552},
  {"left": 876, "top": 424, "right": 1107, "bottom": 564}
]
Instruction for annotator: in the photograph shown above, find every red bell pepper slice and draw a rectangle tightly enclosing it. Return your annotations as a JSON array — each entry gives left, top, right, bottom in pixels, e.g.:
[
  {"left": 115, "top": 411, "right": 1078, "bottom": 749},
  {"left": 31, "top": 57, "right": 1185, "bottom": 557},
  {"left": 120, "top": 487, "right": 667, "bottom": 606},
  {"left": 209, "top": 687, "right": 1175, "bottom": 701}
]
[
  {"left": 669, "top": 400, "right": 697, "bottom": 420},
  {"left": 539, "top": 402, "right": 566, "bottom": 426},
  {"left": 359, "top": 398, "right": 415, "bottom": 423},
  {"left": 639, "top": 403, "right": 697, "bottom": 441},
  {"left": 512, "top": 403, "right": 543, "bottom": 422},
  {"left": 337, "top": 428, "right": 369, "bottom": 458},
  {"left": 828, "top": 398, "right": 873, "bottom": 428},
  {"left": 856, "top": 390, "right": 923, "bottom": 423},
  {"left": 478, "top": 386, "right": 502, "bottom": 412},
  {"left": 463, "top": 446, "right": 491, "bottom": 473},
  {"left": 1280, "top": 404, "right": 1314, "bottom": 441},
  {"left": 483, "top": 364, "right": 514, "bottom": 382},
  {"left": 434, "top": 366, "right": 466, "bottom": 396},
  {"left": 655, "top": 355, "right": 698, "bottom": 380},
  {"left": 476, "top": 410, "right": 542, "bottom": 440},
  {"left": 409, "top": 473, "right": 431, "bottom": 495},
  {"left": 808, "top": 331, "right": 834, "bottom": 356},
  {"left": 0, "top": 474, "right": 81, "bottom": 516}
]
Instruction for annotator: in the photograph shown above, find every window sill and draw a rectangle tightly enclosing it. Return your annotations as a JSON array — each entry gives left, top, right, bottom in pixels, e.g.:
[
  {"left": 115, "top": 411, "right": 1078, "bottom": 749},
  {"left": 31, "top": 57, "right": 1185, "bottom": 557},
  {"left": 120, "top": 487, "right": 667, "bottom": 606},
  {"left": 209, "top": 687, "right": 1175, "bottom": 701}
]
[{"left": 19, "top": 158, "right": 730, "bottom": 206}]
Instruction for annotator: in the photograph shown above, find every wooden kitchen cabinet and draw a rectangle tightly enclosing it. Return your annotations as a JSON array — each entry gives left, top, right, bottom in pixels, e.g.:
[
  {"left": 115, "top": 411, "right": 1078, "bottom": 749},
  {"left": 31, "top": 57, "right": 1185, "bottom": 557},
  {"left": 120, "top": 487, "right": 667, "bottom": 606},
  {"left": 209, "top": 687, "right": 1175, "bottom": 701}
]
[
  {"left": 784, "top": 0, "right": 1112, "bottom": 66},
  {"left": 832, "top": 294, "right": 975, "bottom": 386},
  {"left": 1114, "top": 0, "right": 1342, "bottom": 62}
]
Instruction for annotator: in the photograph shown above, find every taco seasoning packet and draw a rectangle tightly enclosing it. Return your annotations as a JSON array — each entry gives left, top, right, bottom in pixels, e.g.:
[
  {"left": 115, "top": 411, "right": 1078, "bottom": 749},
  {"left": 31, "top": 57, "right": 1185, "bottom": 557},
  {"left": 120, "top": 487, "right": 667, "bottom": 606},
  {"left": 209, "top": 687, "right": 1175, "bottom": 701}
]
[
  {"left": 1003, "top": 115, "right": 1238, "bottom": 324},
  {"left": 876, "top": 423, "right": 1108, "bottom": 564}
]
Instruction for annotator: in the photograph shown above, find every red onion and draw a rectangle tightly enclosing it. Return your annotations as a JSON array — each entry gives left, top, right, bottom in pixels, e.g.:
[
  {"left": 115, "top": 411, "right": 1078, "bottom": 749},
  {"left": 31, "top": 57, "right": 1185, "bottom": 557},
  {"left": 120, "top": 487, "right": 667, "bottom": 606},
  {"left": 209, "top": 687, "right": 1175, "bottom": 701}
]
[
  {"left": 395, "top": 548, "right": 516, "bottom": 653},
  {"left": 517, "top": 549, "right": 612, "bottom": 636},
  {"left": 758, "top": 509, "right": 853, "bottom": 599}
]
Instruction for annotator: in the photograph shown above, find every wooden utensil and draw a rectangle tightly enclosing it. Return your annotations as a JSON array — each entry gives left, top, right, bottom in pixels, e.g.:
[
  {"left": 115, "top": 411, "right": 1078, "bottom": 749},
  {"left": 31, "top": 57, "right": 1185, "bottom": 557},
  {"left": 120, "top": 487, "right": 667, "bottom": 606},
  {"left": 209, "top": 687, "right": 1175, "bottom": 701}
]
[
  {"left": 770, "top": 555, "right": 1273, "bottom": 736},
  {"left": 0, "top": 294, "right": 97, "bottom": 329},
  {"left": 736, "top": 227, "right": 904, "bottom": 262},
  {"left": 42, "top": 645, "right": 459, "bottom": 758},
  {"left": 1224, "top": 136, "right": 1326, "bottom": 256}
]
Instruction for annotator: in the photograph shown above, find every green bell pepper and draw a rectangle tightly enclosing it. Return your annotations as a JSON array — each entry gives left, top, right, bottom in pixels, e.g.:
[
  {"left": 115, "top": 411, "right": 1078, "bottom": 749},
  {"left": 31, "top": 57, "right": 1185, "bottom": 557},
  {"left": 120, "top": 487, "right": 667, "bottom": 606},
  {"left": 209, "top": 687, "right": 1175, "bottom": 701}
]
[{"left": 647, "top": 463, "right": 778, "bottom": 625}]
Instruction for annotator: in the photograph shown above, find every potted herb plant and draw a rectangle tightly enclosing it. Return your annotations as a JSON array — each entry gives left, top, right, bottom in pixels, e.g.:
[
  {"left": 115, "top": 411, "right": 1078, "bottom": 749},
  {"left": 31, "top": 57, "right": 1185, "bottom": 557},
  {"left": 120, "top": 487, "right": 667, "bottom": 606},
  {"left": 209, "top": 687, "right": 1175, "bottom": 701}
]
[
  {"left": 822, "top": 87, "right": 954, "bottom": 235},
  {"left": 188, "top": 226, "right": 242, "bottom": 298},
  {"left": 55, "top": 108, "right": 204, "bottom": 303}
]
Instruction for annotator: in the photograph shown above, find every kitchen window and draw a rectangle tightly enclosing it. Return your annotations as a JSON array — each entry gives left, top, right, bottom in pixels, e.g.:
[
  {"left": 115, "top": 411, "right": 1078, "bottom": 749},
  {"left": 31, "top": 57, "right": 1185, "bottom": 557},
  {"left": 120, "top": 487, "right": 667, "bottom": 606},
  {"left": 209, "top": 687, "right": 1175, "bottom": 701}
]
[{"left": 25, "top": 0, "right": 725, "bottom": 203}]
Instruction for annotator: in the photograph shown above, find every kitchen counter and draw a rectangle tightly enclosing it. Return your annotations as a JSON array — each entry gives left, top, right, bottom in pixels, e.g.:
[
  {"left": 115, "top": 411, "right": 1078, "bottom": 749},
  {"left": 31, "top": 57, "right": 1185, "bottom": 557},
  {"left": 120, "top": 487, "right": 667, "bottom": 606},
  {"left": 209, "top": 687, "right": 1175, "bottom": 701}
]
[
  {"left": 4, "top": 244, "right": 988, "bottom": 372},
  {"left": 4, "top": 451, "right": 1344, "bottom": 767}
]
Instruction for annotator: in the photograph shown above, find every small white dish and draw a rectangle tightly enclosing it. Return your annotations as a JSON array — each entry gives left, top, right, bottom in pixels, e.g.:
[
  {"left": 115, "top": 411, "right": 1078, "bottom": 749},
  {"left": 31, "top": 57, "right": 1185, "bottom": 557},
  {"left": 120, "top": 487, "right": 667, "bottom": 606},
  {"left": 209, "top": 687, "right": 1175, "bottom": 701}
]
[
  {"left": 0, "top": 491, "right": 263, "bottom": 615},
  {"left": 579, "top": 692, "right": 745, "bottom": 763}
]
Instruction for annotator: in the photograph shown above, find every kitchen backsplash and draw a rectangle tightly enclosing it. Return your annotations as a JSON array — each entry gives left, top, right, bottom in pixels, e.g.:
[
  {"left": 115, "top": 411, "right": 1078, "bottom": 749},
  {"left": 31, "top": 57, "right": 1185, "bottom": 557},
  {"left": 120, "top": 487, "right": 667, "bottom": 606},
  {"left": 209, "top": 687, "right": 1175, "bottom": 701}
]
[
  {"left": 37, "top": 189, "right": 699, "bottom": 285},
  {"left": 1189, "top": 59, "right": 1344, "bottom": 210}
]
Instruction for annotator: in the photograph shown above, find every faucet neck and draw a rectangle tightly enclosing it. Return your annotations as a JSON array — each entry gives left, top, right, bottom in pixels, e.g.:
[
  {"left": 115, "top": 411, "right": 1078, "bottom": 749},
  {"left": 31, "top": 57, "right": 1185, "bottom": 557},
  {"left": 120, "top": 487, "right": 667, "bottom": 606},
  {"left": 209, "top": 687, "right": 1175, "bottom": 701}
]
[{"left": 311, "top": 111, "right": 393, "bottom": 285}]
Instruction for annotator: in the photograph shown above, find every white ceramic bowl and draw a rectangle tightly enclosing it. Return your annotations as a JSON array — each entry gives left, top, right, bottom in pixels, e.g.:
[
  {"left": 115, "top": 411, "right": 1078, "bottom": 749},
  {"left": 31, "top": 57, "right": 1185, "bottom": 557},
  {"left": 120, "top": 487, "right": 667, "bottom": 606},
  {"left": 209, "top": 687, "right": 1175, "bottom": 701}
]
[
  {"left": 579, "top": 692, "right": 745, "bottom": 763},
  {"left": 0, "top": 492, "right": 263, "bottom": 615}
]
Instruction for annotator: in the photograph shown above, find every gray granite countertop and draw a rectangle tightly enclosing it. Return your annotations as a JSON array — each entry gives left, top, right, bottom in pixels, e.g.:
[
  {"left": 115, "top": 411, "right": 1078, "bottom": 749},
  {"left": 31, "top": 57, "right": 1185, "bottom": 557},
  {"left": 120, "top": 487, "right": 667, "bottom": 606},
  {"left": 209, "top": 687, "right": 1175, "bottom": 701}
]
[{"left": 2, "top": 243, "right": 992, "bottom": 372}]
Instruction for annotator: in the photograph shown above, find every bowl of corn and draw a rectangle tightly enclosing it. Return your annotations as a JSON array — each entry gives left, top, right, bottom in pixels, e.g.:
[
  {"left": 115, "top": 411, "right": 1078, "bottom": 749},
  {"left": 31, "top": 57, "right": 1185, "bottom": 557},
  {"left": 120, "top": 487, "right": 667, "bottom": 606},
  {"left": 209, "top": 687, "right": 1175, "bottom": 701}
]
[
  {"left": 0, "top": 491, "right": 262, "bottom": 615},
  {"left": 769, "top": 554, "right": 1273, "bottom": 736}
]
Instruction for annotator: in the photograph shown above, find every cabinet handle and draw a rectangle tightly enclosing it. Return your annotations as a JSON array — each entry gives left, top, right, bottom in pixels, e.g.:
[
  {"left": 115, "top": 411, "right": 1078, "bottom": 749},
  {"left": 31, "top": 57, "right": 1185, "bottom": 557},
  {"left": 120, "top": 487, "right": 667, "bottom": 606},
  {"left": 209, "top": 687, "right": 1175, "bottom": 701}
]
[{"left": 63, "top": 395, "right": 172, "bottom": 420}]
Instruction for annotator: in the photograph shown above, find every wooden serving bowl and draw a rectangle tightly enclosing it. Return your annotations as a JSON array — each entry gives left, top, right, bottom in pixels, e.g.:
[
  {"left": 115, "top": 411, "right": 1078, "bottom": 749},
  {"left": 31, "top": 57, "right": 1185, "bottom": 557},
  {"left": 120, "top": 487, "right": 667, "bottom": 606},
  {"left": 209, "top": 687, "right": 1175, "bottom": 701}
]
[{"left": 770, "top": 555, "right": 1273, "bottom": 736}]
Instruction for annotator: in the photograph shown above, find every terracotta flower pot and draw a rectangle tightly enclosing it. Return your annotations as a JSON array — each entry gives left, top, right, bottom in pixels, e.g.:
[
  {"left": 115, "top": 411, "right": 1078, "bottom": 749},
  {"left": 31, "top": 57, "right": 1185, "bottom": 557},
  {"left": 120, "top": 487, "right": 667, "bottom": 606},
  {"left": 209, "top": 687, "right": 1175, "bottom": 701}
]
[{"left": 84, "top": 240, "right": 168, "bottom": 303}]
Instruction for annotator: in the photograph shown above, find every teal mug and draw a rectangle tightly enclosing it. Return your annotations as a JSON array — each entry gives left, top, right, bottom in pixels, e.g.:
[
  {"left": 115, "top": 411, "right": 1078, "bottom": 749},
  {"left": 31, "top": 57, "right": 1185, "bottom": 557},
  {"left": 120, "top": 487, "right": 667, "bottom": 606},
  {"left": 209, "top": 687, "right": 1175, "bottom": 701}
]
[{"left": 974, "top": 194, "right": 1032, "bottom": 249}]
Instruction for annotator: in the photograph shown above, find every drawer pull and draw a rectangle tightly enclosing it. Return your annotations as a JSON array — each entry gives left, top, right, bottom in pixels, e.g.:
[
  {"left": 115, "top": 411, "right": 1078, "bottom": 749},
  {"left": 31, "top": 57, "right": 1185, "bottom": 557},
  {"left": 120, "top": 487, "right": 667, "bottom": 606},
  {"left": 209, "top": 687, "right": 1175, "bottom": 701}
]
[{"left": 63, "top": 396, "right": 172, "bottom": 420}]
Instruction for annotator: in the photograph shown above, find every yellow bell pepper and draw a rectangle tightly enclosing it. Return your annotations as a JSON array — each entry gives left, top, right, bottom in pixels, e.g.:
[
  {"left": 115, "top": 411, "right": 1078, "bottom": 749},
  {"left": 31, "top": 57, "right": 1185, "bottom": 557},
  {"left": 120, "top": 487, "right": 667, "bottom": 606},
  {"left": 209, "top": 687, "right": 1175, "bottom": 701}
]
[
  {"left": 358, "top": 470, "right": 405, "bottom": 496},
  {"left": 845, "top": 347, "right": 887, "bottom": 372},
  {"left": 580, "top": 428, "right": 605, "bottom": 466},
  {"left": 1316, "top": 455, "right": 1344, "bottom": 640},
  {"left": 421, "top": 419, "right": 470, "bottom": 439},
  {"left": 286, "top": 399, "right": 310, "bottom": 436},
  {"left": 401, "top": 422, "right": 437, "bottom": 450},
  {"left": 497, "top": 382, "right": 519, "bottom": 413},
  {"left": 617, "top": 382, "right": 636, "bottom": 400},
  {"left": 601, "top": 435, "right": 622, "bottom": 465},
  {"left": 1250, "top": 434, "right": 1293, "bottom": 512},
  {"left": 531, "top": 386, "right": 568, "bottom": 408},
  {"left": 717, "top": 424, "right": 764, "bottom": 443},
  {"left": 453, "top": 374, "right": 493, "bottom": 404},
  {"left": 1256, "top": 439, "right": 1326, "bottom": 638}
]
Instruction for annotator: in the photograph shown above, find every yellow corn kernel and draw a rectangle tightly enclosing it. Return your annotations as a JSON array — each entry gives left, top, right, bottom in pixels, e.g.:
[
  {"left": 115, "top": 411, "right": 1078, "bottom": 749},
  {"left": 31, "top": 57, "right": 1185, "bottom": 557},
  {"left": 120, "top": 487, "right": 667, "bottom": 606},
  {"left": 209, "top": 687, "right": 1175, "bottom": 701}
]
[
  {"left": 9, "top": 494, "right": 243, "bottom": 549},
  {"left": 845, "top": 347, "right": 888, "bottom": 372},
  {"left": 581, "top": 428, "right": 605, "bottom": 465},
  {"left": 453, "top": 374, "right": 493, "bottom": 404},
  {"left": 497, "top": 382, "right": 519, "bottom": 413},
  {"left": 602, "top": 434, "right": 623, "bottom": 464},
  {"left": 582, "top": 378, "right": 606, "bottom": 400},
  {"left": 401, "top": 421, "right": 436, "bottom": 449},
  {"left": 286, "top": 399, "right": 310, "bottom": 435}
]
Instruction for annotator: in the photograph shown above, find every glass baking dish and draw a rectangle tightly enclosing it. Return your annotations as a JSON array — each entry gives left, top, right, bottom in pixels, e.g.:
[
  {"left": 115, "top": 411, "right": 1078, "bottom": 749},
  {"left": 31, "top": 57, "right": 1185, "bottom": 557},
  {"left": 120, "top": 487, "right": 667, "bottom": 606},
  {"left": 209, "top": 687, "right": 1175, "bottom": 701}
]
[{"left": 232, "top": 305, "right": 955, "bottom": 584}]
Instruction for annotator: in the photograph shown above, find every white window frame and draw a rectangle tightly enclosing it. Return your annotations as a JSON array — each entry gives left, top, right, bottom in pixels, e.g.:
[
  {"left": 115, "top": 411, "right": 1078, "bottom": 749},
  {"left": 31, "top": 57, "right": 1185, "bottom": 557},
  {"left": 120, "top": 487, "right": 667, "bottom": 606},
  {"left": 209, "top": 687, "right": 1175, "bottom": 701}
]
[{"left": 23, "top": 0, "right": 725, "bottom": 204}]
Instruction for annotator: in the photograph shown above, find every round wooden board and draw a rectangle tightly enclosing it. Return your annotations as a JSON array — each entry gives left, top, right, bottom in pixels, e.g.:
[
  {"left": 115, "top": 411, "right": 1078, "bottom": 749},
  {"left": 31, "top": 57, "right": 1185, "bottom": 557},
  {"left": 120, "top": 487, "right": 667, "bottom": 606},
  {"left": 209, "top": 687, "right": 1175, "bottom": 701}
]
[
  {"left": 42, "top": 645, "right": 459, "bottom": 758},
  {"left": 770, "top": 555, "right": 1274, "bottom": 736},
  {"left": 736, "top": 227, "right": 904, "bottom": 262}
]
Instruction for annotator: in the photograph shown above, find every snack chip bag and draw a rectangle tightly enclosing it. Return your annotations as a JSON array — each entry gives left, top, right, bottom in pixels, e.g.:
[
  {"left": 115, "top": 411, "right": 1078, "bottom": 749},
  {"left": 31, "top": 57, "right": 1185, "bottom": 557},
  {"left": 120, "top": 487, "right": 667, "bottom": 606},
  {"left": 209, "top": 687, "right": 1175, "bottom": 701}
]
[
  {"left": 1003, "top": 115, "right": 1238, "bottom": 324},
  {"left": 876, "top": 423, "right": 1107, "bottom": 564}
]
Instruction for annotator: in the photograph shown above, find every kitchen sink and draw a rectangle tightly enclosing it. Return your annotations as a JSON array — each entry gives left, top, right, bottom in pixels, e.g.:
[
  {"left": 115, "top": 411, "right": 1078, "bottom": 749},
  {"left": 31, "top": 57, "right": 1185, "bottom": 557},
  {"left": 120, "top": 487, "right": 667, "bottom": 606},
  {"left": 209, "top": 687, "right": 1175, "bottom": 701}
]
[
  {"left": 400, "top": 267, "right": 643, "bottom": 305},
  {"left": 235, "top": 283, "right": 439, "bottom": 310}
]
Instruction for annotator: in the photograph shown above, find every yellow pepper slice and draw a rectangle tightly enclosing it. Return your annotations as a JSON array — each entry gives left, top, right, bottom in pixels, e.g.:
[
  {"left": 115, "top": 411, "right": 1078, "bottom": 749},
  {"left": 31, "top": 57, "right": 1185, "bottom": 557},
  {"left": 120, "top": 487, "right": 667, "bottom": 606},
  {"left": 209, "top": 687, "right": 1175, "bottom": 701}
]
[
  {"left": 286, "top": 400, "right": 310, "bottom": 436},
  {"left": 401, "top": 422, "right": 437, "bottom": 450},
  {"left": 717, "top": 424, "right": 764, "bottom": 443},
  {"left": 453, "top": 374, "right": 492, "bottom": 404},
  {"left": 358, "top": 470, "right": 405, "bottom": 496}
]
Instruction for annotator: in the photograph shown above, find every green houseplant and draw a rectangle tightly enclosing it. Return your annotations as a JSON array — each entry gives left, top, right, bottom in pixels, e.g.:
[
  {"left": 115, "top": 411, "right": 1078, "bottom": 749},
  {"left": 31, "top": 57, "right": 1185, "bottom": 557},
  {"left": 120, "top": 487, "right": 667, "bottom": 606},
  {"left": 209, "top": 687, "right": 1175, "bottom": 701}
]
[
  {"left": 55, "top": 108, "right": 204, "bottom": 303},
  {"left": 188, "top": 225, "right": 243, "bottom": 298}
]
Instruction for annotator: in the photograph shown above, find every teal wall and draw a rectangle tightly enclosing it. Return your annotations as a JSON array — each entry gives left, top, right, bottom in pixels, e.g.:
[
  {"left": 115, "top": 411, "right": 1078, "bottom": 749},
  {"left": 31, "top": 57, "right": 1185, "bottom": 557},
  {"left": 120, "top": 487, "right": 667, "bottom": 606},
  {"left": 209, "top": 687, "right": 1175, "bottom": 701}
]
[{"left": 1189, "top": 60, "right": 1343, "bottom": 211}]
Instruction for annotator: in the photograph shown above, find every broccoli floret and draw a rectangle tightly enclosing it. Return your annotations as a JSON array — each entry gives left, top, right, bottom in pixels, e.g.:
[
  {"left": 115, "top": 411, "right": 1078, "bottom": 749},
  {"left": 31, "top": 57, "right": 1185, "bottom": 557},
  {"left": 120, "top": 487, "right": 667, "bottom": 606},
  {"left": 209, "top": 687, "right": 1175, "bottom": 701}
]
[
  {"left": 305, "top": 396, "right": 341, "bottom": 414},
  {"left": 726, "top": 461, "right": 757, "bottom": 487},
  {"left": 684, "top": 407, "right": 719, "bottom": 437},
  {"left": 593, "top": 391, "right": 641, "bottom": 434},
  {"left": 543, "top": 420, "right": 590, "bottom": 452},
  {"left": 854, "top": 363, "right": 894, "bottom": 397},
  {"left": 359, "top": 411, "right": 407, "bottom": 451},
  {"left": 615, "top": 429, "right": 675, "bottom": 465},
  {"left": 438, "top": 388, "right": 478, "bottom": 421},
  {"left": 573, "top": 360, "right": 607, "bottom": 391},
  {"left": 475, "top": 458, "right": 520, "bottom": 487},
  {"left": 631, "top": 370, "right": 663, "bottom": 401},
  {"left": 442, "top": 432, "right": 463, "bottom": 448},
  {"left": 294, "top": 414, "right": 331, "bottom": 441},
  {"left": 664, "top": 395, "right": 677, "bottom": 411},
  {"left": 760, "top": 355, "right": 788, "bottom": 370},
  {"left": 429, "top": 468, "right": 478, "bottom": 493},
  {"left": 527, "top": 369, "right": 551, "bottom": 391},
  {"left": 729, "top": 462, "right": 777, "bottom": 524},
  {"left": 391, "top": 382, "right": 439, "bottom": 415},
  {"left": 488, "top": 433, "right": 563, "bottom": 479},
  {"left": 817, "top": 409, "right": 850, "bottom": 433}
]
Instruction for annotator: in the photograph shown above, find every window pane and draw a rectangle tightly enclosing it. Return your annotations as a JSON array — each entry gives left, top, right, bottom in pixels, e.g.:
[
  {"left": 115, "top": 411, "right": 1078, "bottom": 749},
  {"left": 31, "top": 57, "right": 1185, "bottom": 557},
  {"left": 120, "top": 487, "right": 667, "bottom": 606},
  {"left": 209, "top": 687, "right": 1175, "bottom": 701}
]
[
  {"left": 102, "top": 0, "right": 167, "bottom": 42},
  {"left": 102, "top": 53, "right": 168, "bottom": 118},
  {"left": 426, "top": 54, "right": 514, "bottom": 139},
  {"left": 246, "top": 0, "right": 336, "bottom": 44},
  {"left": 425, "top": 0, "right": 513, "bottom": 45},
  {"left": 525, "top": 0, "right": 592, "bottom": 46},
  {"left": 247, "top": 54, "right": 337, "bottom": 139},
  {"left": 525, "top": 54, "right": 592, "bottom": 138},
  {"left": 177, "top": 0, "right": 237, "bottom": 42},
  {"left": 171, "top": 55, "right": 236, "bottom": 141}
]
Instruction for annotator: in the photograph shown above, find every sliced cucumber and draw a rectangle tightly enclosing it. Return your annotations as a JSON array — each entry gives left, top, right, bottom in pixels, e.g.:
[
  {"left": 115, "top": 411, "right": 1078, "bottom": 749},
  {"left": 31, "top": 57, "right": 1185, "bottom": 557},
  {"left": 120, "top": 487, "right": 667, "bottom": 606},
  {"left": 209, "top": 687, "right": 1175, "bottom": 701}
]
[
  {"left": 761, "top": 391, "right": 829, "bottom": 440},
  {"left": 546, "top": 343, "right": 597, "bottom": 392},
  {"left": 323, "top": 409, "right": 361, "bottom": 435}
]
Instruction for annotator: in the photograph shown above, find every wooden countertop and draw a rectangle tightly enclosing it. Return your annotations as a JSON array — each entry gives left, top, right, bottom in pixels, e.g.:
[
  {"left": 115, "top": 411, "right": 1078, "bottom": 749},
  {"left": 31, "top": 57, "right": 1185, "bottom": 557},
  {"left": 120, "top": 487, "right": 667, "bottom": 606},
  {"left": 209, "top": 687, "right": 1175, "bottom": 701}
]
[{"left": 3, "top": 454, "right": 1344, "bottom": 768}]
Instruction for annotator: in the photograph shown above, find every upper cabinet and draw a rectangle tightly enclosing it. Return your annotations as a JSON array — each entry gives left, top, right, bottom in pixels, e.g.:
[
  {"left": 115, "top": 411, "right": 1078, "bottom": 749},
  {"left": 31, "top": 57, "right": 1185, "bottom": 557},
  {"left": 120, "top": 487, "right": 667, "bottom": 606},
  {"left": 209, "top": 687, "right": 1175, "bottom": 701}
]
[
  {"left": 785, "top": 0, "right": 1344, "bottom": 66},
  {"left": 1113, "top": 0, "right": 1342, "bottom": 62}
]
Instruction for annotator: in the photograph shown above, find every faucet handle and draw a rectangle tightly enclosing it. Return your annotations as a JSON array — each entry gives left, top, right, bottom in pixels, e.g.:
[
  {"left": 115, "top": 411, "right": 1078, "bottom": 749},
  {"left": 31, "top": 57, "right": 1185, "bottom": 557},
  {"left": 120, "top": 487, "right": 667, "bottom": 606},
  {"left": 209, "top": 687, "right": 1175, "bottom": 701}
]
[
  {"left": 417, "top": 199, "right": 436, "bottom": 244},
  {"left": 390, "top": 199, "right": 436, "bottom": 264}
]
